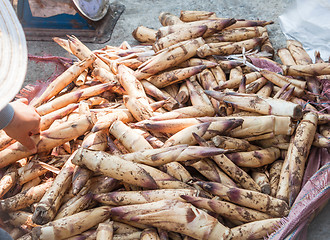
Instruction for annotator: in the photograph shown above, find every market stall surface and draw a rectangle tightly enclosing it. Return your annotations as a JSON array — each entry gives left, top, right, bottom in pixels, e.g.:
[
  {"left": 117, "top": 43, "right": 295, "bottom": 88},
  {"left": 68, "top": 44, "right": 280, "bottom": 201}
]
[{"left": 24, "top": 0, "right": 329, "bottom": 239}]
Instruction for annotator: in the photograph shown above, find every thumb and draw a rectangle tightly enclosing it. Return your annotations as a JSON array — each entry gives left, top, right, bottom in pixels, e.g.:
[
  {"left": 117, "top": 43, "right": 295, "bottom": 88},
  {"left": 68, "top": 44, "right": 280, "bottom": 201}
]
[{"left": 19, "top": 136, "right": 37, "bottom": 154}]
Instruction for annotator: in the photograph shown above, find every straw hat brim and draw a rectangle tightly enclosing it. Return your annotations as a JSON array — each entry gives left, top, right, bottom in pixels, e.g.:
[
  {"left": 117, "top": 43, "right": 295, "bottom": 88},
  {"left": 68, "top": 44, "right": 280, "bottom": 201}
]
[{"left": 0, "top": 0, "right": 27, "bottom": 111}]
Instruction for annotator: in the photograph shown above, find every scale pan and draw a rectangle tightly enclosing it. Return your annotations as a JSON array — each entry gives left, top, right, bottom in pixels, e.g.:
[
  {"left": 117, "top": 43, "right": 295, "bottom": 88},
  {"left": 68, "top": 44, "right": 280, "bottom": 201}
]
[{"left": 72, "top": 0, "right": 110, "bottom": 21}]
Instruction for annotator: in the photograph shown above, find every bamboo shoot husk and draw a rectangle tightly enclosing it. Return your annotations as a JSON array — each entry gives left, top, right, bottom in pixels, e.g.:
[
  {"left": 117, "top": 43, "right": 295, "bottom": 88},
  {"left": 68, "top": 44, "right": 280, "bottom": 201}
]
[
  {"left": 277, "top": 48, "right": 296, "bottom": 65},
  {"left": 0, "top": 164, "right": 18, "bottom": 198},
  {"left": 148, "top": 65, "right": 206, "bottom": 88},
  {"left": 31, "top": 206, "right": 111, "bottom": 240},
  {"left": 288, "top": 112, "right": 318, "bottom": 206},
  {"left": 110, "top": 200, "right": 232, "bottom": 240},
  {"left": 159, "top": 12, "right": 183, "bottom": 25},
  {"left": 96, "top": 221, "right": 114, "bottom": 240},
  {"left": 197, "top": 37, "right": 264, "bottom": 58},
  {"left": 54, "top": 193, "right": 93, "bottom": 220},
  {"left": 160, "top": 162, "right": 192, "bottom": 183},
  {"left": 33, "top": 55, "right": 96, "bottom": 107},
  {"left": 72, "top": 148, "right": 158, "bottom": 189},
  {"left": 179, "top": 11, "right": 217, "bottom": 22},
  {"left": 269, "top": 160, "right": 284, "bottom": 197},
  {"left": 32, "top": 155, "right": 76, "bottom": 225},
  {"left": 230, "top": 218, "right": 281, "bottom": 240},
  {"left": 163, "top": 118, "right": 243, "bottom": 147},
  {"left": 92, "top": 110, "right": 135, "bottom": 132},
  {"left": 141, "top": 80, "right": 179, "bottom": 111},
  {"left": 132, "top": 26, "right": 157, "bottom": 43},
  {"left": 205, "top": 91, "right": 303, "bottom": 120},
  {"left": 0, "top": 179, "right": 53, "bottom": 212},
  {"left": 260, "top": 70, "right": 305, "bottom": 97},
  {"left": 153, "top": 25, "right": 207, "bottom": 52},
  {"left": 67, "top": 35, "right": 110, "bottom": 71},
  {"left": 181, "top": 195, "right": 272, "bottom": 223},
  {"left": 286, "top": 40, "right": 312, "bottom": 65},
  {"left": 36, "top": 83, "right": 115, "bottom": 116},
  {"left": 196, "top": 181, "right": 289, "bottom": 217},
  {"left": 0, "top": 115, "right": 94, "bottom": 168},
  {"left": 120, "top": 145, "right": 227, "bottom": 166},
  {"left": 185, "top": 158, "right": 236, "bottom": 186},
  {"left": 225, "top": 147, "right": 281, "bottom": 168},
  {"left": 140, "top": 228, "right": 160, "bottom": 240},
  {"left": 94, "top": 189, "right": 197, "bottom": 206},
  {"left": 157, "top": 19, "right": 236, "bottom": 38},
  {"left": 204, "top": 26, "right": 265, "bottom": 43},
  {"left": 282, "top": 62, "right": 330, "bottom": 77},
  {"left": 251, "top": 171, "right": 271, "bottom": 194},
  {"left": 135, "top": 38, "right": 205, "bottom": 79},
  {"left": 110, "top": 120, "right": 153, "bottom": 152}
]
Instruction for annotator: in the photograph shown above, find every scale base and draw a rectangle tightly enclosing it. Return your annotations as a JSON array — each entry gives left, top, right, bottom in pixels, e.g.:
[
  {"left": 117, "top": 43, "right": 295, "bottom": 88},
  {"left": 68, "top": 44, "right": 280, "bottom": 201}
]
[{"left": 15, "top": 1, "right": 125, "bottom": 43}]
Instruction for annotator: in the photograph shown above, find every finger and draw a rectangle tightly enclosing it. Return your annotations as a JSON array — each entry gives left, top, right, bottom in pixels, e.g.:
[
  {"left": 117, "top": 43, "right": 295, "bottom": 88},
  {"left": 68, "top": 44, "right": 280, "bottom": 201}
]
[
  {"left": 18, "top": 136, "right": 37, "bottom": 154},
  {"left": 30, "top": 126, "right": 40, "bottom": 135},
  {"left": 33, "top": 120, "right": 41, "bottom": 135},
  {"left": 17, "top": 98, "right": 29, "bottom": 104},
  {"left": 30, "top": 113, "right": 41, "bottom": 135}
]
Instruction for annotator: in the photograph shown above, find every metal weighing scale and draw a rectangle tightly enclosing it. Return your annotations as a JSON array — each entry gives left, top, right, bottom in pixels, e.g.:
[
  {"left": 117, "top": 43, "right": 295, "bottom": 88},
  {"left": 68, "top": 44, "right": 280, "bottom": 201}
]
[{"left": 12, "top": 0, "right": 125, "bottom": 43}]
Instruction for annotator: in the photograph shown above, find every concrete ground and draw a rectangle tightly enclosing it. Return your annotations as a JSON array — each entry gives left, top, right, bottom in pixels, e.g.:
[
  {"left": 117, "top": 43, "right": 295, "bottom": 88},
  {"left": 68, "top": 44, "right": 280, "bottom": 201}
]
[
  {"left": 26, "top": 0, "right": 292, "bottom": 85},
  {"left": 22, "top": 0, "right": 329, "bottom": 239}
]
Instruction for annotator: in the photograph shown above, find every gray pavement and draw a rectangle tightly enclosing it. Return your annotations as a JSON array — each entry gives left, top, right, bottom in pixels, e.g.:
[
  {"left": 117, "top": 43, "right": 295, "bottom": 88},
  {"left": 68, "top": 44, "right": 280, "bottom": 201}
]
[
  {"left": 26, "top": 0, "right": 292, "bottom": 85},
  {"left": 23, "top": 0, "right": 329, "bottom": 239}
]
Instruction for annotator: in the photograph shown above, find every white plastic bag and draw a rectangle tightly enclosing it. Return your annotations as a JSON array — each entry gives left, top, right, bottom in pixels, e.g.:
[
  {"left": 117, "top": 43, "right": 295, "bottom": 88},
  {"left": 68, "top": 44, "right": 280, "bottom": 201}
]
[{"left": 279, "top": 0, "right": 330, "bottom": 62}]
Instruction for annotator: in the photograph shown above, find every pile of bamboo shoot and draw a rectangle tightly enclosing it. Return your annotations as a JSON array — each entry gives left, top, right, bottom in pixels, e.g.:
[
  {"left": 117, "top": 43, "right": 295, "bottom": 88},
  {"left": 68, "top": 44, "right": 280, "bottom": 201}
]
[{"left": 0, "top": 10, "right": 329, "bottom": 240}]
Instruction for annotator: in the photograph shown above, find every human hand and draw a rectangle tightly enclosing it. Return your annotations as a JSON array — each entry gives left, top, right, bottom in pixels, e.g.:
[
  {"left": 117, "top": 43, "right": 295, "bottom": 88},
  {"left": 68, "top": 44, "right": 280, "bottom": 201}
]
[{"left": 3, "top": 98, "right": 41, "bottom": 153}]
